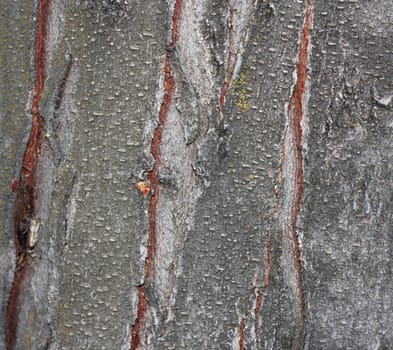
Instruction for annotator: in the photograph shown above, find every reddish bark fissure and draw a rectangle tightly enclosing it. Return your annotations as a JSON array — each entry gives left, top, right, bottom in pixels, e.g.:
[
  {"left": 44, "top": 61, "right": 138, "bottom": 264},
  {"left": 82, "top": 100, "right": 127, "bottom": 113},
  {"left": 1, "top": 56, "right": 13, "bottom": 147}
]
[
  {"left": 253, "top": 207, "right": 275, "bottom": 341},
  {"left": 216, "top": 3, "right": 238, "bottom": 126},
  {"left": 253, "top": 288, "right": 263, "bottom": 346},
  {"left": 238, "top": 317, "right": 246, "bottom": 350},
  {"left": 130, "top": 287, "right": 148, "bottom": 350},
  {"left": 253, "top": 0, "right": 312, "bottom": 341},
  {"left": 5, "top": 267, "right": 27, "bottom": 350},
  {"left": 5, "top": 1, "right": 49, "bottom": 349},
  {"left": 286, "top": 0, "right": 312, "bottom": 327},
  {"left": 130, "top": 1, "right": 182, "bottom": 349},
  {"left": 54, "top": 54, "right": 73, "bottom": 113}
]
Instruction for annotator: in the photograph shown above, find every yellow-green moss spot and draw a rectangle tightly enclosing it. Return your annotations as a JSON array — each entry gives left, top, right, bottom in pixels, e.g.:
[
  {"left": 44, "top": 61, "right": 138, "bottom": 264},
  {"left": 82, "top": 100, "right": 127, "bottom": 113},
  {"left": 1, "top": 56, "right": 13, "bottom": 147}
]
[
  {"left": 23, "top": 313, "right": 33, "bottom": 349},
  {"left": 231, "top": 73, "right": 250, "bottom": 112},
  {"left": 57, "top": 295, "right": 72, "bottom": 339}
]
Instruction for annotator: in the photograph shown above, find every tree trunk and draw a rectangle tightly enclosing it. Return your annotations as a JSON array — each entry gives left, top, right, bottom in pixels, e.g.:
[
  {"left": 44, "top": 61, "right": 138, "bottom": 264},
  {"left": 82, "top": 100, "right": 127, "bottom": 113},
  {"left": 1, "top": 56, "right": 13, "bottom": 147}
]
[{"left": 1, "top": 0, "right": 392, "bottom": 349}]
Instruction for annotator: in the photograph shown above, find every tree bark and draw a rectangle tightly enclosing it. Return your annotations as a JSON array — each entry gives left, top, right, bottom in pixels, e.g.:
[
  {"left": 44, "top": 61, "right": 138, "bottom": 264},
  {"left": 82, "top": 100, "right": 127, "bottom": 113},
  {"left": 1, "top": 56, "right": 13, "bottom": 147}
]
[{"left": 1, "top": 0, "right": 392, "bottom": 349}]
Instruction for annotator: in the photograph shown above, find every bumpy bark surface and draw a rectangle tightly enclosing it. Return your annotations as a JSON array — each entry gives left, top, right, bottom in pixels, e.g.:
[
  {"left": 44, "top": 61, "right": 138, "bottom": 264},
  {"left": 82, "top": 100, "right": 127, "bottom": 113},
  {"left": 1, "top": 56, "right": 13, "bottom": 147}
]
[{"left": 0, "top": 0, "right": 392, "bottom": 349}]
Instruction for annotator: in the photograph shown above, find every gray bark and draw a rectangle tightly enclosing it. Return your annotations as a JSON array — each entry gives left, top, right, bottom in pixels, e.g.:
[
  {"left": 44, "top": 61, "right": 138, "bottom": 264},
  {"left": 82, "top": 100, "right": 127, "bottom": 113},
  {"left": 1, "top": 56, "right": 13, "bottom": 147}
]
[{"left": 0, "top": 0, "right": 392, "bottom": 349}]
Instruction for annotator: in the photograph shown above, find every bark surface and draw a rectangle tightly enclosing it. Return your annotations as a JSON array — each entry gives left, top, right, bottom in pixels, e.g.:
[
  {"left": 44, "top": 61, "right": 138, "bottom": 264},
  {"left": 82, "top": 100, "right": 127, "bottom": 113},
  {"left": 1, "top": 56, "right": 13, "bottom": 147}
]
[{"left": 0, "top": 0, "right": 392, "bottom": 349}]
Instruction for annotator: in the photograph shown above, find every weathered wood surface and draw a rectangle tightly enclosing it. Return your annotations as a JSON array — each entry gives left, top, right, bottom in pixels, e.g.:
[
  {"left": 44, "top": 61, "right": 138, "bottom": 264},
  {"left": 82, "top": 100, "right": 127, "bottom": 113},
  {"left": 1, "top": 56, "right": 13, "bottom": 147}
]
[{"left": 0, "top": 0, "right": 392, "bottom": 349}]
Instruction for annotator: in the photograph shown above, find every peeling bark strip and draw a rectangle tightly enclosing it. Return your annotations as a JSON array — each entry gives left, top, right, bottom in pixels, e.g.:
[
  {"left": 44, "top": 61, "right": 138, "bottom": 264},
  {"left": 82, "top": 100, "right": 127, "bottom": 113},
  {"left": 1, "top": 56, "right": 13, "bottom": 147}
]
[
  {"left": 5, "top": 1, "right": 49, "bottom": 349},
  {"left": 130, "top": 1, "right": 182, "bottom": 349},
  {"left": 284, "top": 0, "right": 312, "bottom": 330}
]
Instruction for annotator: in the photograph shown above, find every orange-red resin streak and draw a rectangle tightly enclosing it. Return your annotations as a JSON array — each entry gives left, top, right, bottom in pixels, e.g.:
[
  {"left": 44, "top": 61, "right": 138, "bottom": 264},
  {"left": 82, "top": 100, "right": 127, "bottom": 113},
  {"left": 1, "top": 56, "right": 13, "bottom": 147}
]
[
  {"left": 130, "top": 1, "right": 182, "bottom": 349},
  {"left": 286, "top": 0, "right": 312, "bottom": 328},
  {"left": 5, "top": 1, "right": 49, "bottom": 350}
]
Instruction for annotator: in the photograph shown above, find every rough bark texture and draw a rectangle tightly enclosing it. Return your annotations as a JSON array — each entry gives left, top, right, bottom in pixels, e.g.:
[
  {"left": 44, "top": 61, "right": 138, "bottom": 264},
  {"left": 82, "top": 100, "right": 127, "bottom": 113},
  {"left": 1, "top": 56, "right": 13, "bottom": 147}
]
[{"left": 0, "top": 0, "right": 392, "bottom": 349}]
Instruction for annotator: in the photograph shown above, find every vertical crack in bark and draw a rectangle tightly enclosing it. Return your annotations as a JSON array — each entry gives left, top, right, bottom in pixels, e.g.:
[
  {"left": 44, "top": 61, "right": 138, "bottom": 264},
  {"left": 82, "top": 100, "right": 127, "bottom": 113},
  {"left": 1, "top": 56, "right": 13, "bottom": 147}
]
[
  {"left": 216, "top": 3, "right": 238, "bottom": 127},
  {"left": 262, "top": 228, "right": 273, "bottom": 292},
  {"left": 50, "top": 54, "right": 74, "bottom": 164},
  {"left": 130, "top": 286, "right": 148, "bottom": 350},
  {"left": 253, "top": 287, "right": 262, "bottom": 347},
  {"left": 215, "top": 1, "right": 257, "bottom": 128},
  {"left": 5, "top": 266, "right": 27, "bottom": 350},
  {"left": 54, "top": 54, "right": 73, "bottom": 115},
  {"left": 238, "top": 317, "right": 246, "bottom": 350},
  {"left": 253, "top": 227, "right": 272, "bottom": 344},
  {"left": 254, "top": 0, "right": 312, "bottom": 345},
  {"left": 130, "top": 1, "right": 182, "bottom": 349},
  {"left": 253, "top": 151, "right": 281, "bottom": 344},
  {"left": 282, "top": 0, "right": 312, "bottom": 337},
  {"left": 5, "top": 1, "right": 50, "bottom": 349}
]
